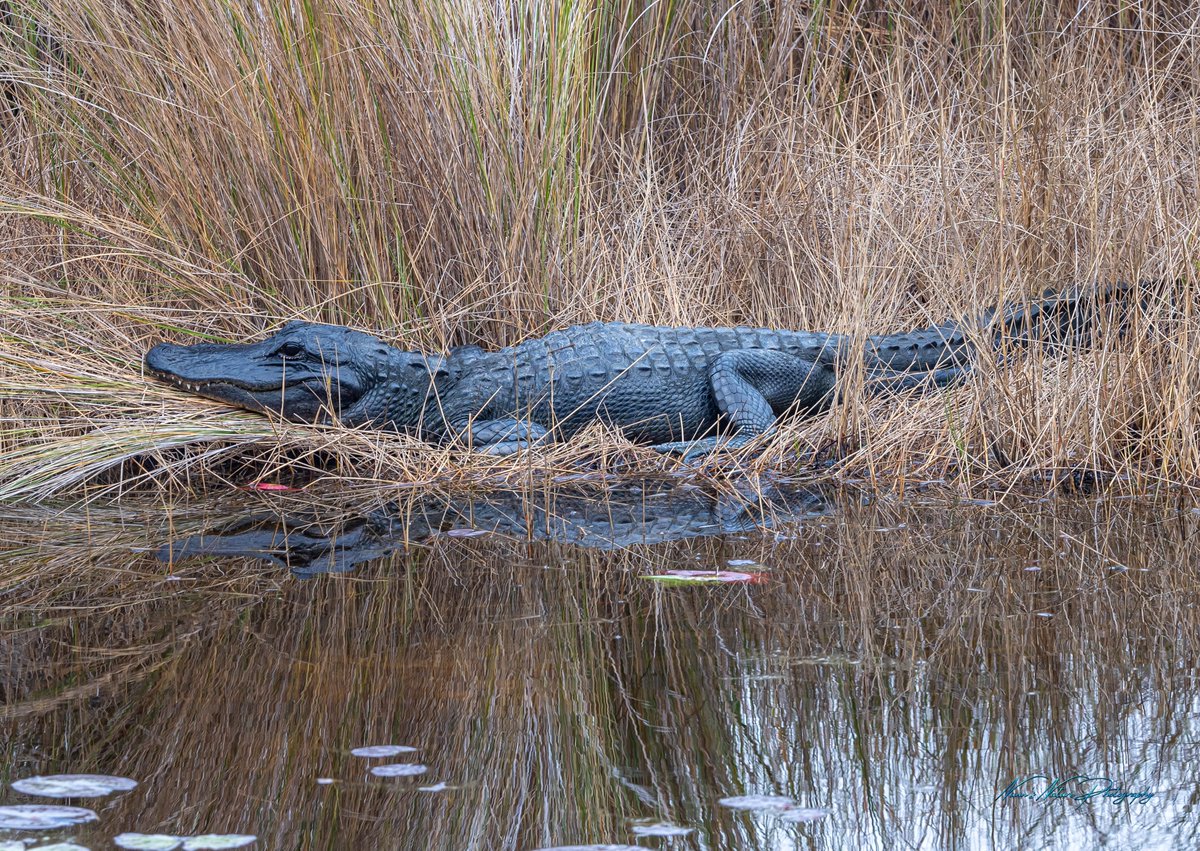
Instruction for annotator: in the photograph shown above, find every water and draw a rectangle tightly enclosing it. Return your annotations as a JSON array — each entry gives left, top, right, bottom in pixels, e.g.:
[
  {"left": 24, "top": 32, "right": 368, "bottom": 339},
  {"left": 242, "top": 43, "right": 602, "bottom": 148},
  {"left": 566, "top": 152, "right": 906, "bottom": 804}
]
[{"left": 1, "top": 483, "right": 1197, "bottom": 849}]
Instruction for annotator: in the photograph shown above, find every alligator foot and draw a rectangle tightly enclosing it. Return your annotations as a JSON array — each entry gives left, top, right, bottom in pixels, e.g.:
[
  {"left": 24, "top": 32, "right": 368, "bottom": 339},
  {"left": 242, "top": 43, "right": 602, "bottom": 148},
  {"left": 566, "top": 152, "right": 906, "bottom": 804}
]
[{"left": 652, "top": 435, "right": 752, "bottom": 464}]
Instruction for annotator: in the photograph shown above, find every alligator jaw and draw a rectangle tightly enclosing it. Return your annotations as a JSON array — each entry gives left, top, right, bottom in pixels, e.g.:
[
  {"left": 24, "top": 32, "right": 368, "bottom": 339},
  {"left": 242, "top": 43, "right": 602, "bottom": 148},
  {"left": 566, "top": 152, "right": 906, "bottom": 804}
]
[
  {"left": 144, "top": 368, "right": 291, "bottom": 415},
  {"left": 144, "top": 368, "right": 250, "bottom": 399}
]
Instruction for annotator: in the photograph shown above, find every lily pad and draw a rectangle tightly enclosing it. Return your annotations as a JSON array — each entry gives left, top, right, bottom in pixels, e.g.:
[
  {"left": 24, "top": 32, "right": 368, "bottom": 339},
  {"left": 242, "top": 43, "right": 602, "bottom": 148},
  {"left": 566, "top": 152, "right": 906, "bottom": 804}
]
[
  {"left": 643, "top": 570, "right": 758, "bottom": 585},
  {"left": 180, "top": 837, "right": 256, "bottom": 850},
  {"left": 350, "top": 745, "right": 418, "bottom": 758},
  {"left": 718, "top": 794, "right": 796, "bottom": 811},
  {"left": 777, "top": 807, "right": 831, "bottom": 823},
  {"left": 114, "top": 836, "right": 183, "bottom": 850},
  {"left": 631, "top": 822, "right": 693, "bottom": 836},
  {"left": 0, "top": 805, "right": 98, "bottom": 830},
  {"left": 12, "top": 774, "right": 137, "bottom": 798},
  {"left": 369, "top": 764, "right": 428, "bottom": 777},
  {"left": 533, "top": 846, "right": 643, "bottom": 851}
]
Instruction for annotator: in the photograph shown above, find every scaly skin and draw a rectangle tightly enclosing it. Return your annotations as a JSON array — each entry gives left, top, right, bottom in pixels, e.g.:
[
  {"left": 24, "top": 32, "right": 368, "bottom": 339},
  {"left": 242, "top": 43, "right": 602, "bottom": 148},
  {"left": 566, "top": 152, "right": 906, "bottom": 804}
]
[{"left": 144, "top": 288, "right": 1108, "bottom": 457}]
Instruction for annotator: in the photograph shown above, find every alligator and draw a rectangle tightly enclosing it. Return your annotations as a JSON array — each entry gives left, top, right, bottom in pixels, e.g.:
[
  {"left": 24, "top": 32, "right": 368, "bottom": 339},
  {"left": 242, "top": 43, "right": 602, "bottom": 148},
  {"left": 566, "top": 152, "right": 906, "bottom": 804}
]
[
  {"left": 155, "top": 483, "right": 831, "bottom": 577},
  {"left": 145, "top": 286, "right": 1118, "bottom": 459}
]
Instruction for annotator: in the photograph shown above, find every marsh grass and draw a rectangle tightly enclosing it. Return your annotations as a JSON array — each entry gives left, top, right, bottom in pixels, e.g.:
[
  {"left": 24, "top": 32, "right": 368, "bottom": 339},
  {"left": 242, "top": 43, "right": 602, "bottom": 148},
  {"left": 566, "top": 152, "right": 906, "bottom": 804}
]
[{"left": 2, "top": 1, "right": 1200, "bottom": 497}]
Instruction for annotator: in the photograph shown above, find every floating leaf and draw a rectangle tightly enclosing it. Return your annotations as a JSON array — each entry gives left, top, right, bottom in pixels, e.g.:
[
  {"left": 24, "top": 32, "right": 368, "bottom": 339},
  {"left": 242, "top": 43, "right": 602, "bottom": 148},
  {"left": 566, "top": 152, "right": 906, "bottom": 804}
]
[
  {"left": 777, "top": 807, "right": 831, "bottom": 824},
  {"left": 180, "top": 837, "right": 256, "bottom": 850},
  {"left": 0, "top": 804, "right": 98, "bottom": 829},
  {"left": 533, "top": 846, "right": 644, "bottom": 851},
  {"left": 350, "top": 745, "right": 418, "bottom": 758},
  {"left": 631, "top": 822, "right": 693, "bottom": 836},
  {"left": 726, "top": 559, "right": 760, "bottom": 567},
  {"left": 718, "top": 795, "right": 796, "bottom": 811},
  {"left": 369, "top": 764, "right": 427, "bottom": 777},
  {"left": 12, "top": 774, "right": 137, "bottom": 798},
  {"left": 114, "top": 836, "right": 182, "bottom": 850},
  {"left": 445, "top": 528, "right": 488, "bottom": 538},
  {"left": 643, "top": 570, "right": 758, "bottom": 585}
]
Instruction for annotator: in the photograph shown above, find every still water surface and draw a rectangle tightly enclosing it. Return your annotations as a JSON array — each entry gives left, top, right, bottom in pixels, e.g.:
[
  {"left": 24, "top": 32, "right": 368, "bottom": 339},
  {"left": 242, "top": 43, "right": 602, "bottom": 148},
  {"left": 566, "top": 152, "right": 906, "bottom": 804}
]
[{"left": 1, "top": 482, "right": 1197, "bottom": 849}]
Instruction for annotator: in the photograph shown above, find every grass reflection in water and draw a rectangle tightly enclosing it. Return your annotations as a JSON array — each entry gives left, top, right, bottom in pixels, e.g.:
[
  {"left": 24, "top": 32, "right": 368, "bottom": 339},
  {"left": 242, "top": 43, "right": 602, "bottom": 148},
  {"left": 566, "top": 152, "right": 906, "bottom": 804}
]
[{"left": 0, "top": 485, "right": 1196, "bottom": 850}]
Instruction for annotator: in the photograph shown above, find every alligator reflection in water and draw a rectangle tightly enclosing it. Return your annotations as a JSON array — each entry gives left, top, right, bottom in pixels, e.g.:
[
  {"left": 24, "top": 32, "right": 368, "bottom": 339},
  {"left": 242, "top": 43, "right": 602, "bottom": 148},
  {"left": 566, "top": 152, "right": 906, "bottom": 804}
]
[
  {"left": 156, "top": 483, "right": 832, "bottom": 576},
  {"left": 5, "top": 491, "right": 1200, "bottom": 850}
]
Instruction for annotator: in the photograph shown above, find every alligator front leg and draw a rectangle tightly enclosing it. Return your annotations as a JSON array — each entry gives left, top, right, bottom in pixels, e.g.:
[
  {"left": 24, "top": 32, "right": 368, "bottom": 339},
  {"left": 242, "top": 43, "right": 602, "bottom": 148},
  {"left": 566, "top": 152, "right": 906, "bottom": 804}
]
[
  {"left": 436, "top": 369, "right": 553, "bottom": 455},
  {"left": 653, "top": 350, "right": 837, "bottom": 461},
  {"left": 457, "top": 417, "right": 551, "bottom": 456}
]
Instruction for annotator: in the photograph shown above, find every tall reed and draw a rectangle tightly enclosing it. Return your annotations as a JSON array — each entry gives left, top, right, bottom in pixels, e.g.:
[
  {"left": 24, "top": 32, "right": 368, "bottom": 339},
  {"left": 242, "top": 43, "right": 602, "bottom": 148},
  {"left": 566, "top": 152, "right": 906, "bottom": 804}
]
[{"left": 2, "top": 1, "right": 1199, "bottom": 497}]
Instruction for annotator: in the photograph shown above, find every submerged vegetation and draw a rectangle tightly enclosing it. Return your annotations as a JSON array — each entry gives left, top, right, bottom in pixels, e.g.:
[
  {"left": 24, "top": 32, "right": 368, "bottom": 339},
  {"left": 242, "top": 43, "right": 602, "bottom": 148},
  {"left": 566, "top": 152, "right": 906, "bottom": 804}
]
[{"left": 2, "top": 0, "right": 1199, "bottom": 497}]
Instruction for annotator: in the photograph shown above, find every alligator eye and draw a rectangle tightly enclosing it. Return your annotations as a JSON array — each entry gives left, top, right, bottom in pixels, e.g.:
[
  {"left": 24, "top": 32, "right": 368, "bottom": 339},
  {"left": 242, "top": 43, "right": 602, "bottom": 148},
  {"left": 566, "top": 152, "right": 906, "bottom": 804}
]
[{"left": 276, "top": 342, "right": 306, "bottom": 359}]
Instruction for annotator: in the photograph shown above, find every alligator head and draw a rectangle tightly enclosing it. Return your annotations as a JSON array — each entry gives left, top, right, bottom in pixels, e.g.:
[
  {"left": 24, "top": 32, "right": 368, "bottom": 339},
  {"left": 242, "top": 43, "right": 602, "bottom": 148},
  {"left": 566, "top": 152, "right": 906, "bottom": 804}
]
[
  {"left": 145, "top": 321, "right": 449, "bottom": 431},
  {"left": 155, "top": 511, "right": 400, "bottom": 577}
]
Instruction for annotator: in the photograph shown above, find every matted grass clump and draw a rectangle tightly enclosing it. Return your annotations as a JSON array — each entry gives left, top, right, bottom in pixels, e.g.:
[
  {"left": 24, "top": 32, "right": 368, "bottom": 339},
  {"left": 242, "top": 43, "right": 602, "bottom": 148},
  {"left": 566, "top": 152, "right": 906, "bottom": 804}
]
[{"left": 1, "top": 1, "right": 1199, "bottom": 498}]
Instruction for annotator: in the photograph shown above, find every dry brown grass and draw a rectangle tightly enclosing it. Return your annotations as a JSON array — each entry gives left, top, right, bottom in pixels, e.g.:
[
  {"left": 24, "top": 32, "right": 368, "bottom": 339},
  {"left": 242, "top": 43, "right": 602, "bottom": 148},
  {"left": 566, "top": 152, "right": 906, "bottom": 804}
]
[{"left": 2, "top": 1, "right": 1200, "bottom": 498}]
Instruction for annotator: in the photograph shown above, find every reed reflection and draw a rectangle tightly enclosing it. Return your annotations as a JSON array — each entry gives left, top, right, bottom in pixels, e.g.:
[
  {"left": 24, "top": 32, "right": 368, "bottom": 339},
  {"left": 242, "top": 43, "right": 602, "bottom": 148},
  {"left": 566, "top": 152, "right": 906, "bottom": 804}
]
[{"left": 0, "top": 489, "right": 1197, "bottom": 850}]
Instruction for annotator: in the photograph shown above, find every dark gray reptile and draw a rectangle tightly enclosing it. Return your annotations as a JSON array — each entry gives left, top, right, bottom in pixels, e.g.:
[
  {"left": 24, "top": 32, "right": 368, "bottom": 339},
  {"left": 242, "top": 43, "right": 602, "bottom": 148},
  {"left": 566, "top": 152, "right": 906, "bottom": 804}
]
[{"left": 144, "top": 287, "right": 1115, "bottom": 458}]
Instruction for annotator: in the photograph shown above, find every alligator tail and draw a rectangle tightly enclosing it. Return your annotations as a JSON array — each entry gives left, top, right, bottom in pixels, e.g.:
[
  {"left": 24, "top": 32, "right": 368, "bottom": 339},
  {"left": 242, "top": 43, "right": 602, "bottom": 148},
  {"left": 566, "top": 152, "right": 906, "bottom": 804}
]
[
  {"left": 866, "top": 281, "right": 1144, "bottom": 374},
  {"left": 985, "top": 281, "right": 1142, "bottom": 350}
]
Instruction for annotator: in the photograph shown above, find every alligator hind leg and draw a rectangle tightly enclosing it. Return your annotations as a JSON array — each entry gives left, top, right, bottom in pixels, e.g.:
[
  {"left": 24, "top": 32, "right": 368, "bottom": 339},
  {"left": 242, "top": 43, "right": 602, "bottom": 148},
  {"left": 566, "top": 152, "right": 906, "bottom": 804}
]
[
  {"left": 866, "top": 365, "right": 969, "bottom": 395},
  {"left": 653, "top": 351, "right": 837, "bottom": 461}
]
